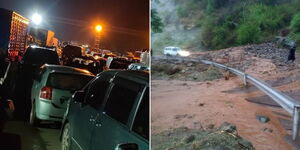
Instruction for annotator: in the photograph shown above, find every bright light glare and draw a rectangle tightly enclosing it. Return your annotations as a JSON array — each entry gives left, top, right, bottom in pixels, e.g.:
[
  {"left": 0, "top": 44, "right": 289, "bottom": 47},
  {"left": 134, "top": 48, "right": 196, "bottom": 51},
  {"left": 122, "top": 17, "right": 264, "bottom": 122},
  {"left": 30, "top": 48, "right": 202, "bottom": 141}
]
[
  {"left": 95, "top": 25, "right": 102, "bottom": 32},
  {"left": 30, "top": 45, "right": 38, "bottom": 48},
  {"left": 94, "top": 55, "right": 100, "bottom": 60},
  {"left": 178, "top": 50, "right": 190, "bottom": 57},
  {"left": 31, "top": 13, "right": 42, "bottom": 25}
]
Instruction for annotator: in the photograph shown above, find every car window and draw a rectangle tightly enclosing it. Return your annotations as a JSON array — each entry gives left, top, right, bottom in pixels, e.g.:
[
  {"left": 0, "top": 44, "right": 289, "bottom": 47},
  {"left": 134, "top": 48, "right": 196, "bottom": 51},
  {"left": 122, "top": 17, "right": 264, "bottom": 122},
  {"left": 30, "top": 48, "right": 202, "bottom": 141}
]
[
  {"left": 46, "top": 73, "right": 93, "bottom": 91},
  {"left": 104, "top": 78, "right": 141, "bottom": 125},
  {"left": 132, "top": 87, "right": 149, "bottom": 140},
  {"left": 85, "top": 74, "right": 112, "bottom": 109}
]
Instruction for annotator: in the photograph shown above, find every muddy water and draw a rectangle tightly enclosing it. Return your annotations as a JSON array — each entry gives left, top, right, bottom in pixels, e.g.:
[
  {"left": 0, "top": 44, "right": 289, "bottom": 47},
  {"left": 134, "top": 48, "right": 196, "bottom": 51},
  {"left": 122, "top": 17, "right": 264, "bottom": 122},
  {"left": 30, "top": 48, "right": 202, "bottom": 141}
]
[{"left": 151, "top": 79, "right": 293, "bottom": 150}]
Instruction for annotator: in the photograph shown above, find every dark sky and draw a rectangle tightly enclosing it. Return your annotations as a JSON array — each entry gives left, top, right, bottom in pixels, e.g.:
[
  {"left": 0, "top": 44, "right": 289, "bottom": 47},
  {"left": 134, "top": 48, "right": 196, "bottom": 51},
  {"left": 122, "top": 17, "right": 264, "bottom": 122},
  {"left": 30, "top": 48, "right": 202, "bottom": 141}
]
[{"left": 0, "top": 0, "right": 149, "bottom": 52}]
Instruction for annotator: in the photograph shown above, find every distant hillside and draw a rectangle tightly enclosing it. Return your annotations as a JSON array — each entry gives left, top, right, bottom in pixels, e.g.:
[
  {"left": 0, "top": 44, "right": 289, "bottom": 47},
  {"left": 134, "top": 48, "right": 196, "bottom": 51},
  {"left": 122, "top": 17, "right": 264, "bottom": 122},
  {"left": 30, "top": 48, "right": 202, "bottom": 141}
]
[{"left": 152, "top": 0, "right": 300, "bottom": 54}]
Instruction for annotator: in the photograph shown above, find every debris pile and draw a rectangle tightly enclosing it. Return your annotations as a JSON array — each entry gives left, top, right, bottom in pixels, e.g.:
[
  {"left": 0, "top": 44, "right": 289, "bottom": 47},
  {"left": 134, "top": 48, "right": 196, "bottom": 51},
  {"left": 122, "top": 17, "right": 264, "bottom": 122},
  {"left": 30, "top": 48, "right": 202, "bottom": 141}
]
[{"left": 152, "top": 122, "right": 255, "bottom": 150}]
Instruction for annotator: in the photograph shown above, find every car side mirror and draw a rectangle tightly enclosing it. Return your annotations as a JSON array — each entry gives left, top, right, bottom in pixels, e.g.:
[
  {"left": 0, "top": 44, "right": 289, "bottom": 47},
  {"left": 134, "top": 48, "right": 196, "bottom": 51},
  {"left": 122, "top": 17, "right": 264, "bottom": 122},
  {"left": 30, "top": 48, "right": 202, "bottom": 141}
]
[
  {"left": 115, "top": 143, "right": 138, "bottom": 150},
  {"left": 72, "top": 91, "right": 85, "bottom": 103}
]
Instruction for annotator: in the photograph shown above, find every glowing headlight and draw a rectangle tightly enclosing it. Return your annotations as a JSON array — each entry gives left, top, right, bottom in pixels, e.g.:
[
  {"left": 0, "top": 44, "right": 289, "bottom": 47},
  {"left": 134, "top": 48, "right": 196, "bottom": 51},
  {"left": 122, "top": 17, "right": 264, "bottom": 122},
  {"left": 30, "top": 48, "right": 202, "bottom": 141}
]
[
  {"left": 94, "top": 55, "right": 100, "bottom": 60},
  {"left": 178, "top": 50, "right": 190, "bottom": 57}
]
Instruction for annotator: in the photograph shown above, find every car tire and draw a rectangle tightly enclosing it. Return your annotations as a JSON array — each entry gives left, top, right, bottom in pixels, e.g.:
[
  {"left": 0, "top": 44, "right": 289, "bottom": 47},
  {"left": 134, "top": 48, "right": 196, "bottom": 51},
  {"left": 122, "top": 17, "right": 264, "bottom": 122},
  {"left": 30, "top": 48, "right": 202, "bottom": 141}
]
[
  {"left": 62, "top": 123, "right": 71, "bottom": 150},
  {"left": 29, "top": 101, "right": 39, "bottom": 126}
]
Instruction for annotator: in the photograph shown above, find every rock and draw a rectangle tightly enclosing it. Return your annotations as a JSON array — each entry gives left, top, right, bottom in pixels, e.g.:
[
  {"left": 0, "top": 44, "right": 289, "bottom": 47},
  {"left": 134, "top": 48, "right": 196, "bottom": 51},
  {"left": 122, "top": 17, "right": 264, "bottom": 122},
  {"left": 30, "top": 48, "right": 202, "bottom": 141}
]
[
  {"left": 166, "top": 65, "right": 181, "bottom": 75},
  {"left": 198, "top": 103, "right": 205, "bottom": 107},
  {"left": 256, "top": 115, "right": 270, "bottom": 123},
  {"left": 182, "top": 135, "right": 195, "bottom": 144},
  {"left": 219, "top": 122, "right": 237, "bottom": 134},
  {"left": 206, "top": 124, "right": 215, "bottom": 129},
  {"left": 262, "top": 128, "right": 273, "bottom": 133},
  {"left": 238, "top": 138, "right": 254, "bottom": 149},
  {"left": 187, "top": 63, "right": 193, "bottom": 67},
  {"left": 179, "top": 83, "right": 188, "bottom": 86}
]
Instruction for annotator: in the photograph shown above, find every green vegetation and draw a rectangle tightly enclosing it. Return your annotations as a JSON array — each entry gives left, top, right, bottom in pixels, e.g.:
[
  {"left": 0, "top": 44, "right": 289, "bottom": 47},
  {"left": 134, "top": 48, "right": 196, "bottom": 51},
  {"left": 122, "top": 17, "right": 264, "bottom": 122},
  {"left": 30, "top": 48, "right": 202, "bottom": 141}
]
[
  {"left": 153, "top": 0, "right": 300, "bottom": 51},
  {"left": 151, "top": 9, "right": 164, "bottom": 33},
  {"left": 290, "top": 12, "right": 300, "bottom": 42},
  {"left": 194, "top": 0, "right": 299, "bottom": 50}
]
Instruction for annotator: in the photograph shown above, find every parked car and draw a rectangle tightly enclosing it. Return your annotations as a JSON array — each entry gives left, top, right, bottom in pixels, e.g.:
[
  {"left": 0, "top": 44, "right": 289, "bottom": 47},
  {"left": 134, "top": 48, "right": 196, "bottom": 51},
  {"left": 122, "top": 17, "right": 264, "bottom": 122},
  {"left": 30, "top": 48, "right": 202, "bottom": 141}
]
[
  {"left": 61, "top": 45, "right": 82, "bottom": 65},
  {"left": 61, "top": 70, "right": 149, "bottom": 150},
  {"left": 30, "top": 64, "right": 94, "bottom": 125},
  {"left": 128, "top": 63, "right": 149, "bottom": 71},
  {"left": 20, "top": 46, "right": 60, "bottom": 82},
  {"left": 163, "top": 46, "right": 182, "bottom": 56},
  {"left": 20, "top": 46, "right": 60, "bottom": 94},
  {"left": 12, "top": 46, "right": 60, "bottom": 119}
]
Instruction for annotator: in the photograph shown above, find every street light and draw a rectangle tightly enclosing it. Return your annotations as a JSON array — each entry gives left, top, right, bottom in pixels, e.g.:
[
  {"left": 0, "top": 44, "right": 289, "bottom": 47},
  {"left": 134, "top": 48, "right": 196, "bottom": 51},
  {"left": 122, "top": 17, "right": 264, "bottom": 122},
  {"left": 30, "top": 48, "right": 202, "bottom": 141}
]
[
  {"left": 31, "top": 13, "right": 42, "bottom": 25},
  {"left": 95, "top": 24, "right": 102, "bottom": 32},
  {"left": 94, "top": 24, "right": 102, "bottom": 49}
]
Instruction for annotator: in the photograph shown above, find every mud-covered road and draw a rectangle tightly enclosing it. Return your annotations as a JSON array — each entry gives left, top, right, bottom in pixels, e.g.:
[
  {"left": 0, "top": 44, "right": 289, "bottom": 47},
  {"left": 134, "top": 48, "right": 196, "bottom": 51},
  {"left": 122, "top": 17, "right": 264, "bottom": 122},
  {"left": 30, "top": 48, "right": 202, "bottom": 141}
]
[{"left": 151, "top": 43, "right": 300, "bottom": 150}]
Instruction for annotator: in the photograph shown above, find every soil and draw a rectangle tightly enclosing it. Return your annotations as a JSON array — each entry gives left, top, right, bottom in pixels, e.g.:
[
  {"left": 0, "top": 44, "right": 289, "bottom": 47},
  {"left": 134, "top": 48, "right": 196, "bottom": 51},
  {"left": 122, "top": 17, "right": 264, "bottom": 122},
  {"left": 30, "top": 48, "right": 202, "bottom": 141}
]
[{"left": 151, "top": 43, "right": 300, "bottom": 150}]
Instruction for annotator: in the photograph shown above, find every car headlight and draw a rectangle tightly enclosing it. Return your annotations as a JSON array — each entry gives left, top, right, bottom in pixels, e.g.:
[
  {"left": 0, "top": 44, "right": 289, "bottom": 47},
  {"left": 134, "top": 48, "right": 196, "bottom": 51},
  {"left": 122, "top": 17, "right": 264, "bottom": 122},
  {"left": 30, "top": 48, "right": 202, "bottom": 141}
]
[{"left": 178, "top": 50, "right": 190, "bottom": 57}]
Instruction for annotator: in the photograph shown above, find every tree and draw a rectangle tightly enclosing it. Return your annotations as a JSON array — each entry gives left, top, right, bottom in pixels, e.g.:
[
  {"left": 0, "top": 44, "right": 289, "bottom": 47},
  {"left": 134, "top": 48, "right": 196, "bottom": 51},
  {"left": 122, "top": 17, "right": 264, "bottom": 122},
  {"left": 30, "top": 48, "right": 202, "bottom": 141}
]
[{"left": 151, "top": 9, "right": 164, "bottom": 33}]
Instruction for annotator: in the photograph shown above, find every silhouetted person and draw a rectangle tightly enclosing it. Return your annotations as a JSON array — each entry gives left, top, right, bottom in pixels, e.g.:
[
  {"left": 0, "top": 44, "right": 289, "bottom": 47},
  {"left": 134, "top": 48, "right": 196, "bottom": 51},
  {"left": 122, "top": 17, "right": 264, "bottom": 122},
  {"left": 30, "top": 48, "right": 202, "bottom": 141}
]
[{"left": 287, "top": 41, "right": 296, "bottom": 62}]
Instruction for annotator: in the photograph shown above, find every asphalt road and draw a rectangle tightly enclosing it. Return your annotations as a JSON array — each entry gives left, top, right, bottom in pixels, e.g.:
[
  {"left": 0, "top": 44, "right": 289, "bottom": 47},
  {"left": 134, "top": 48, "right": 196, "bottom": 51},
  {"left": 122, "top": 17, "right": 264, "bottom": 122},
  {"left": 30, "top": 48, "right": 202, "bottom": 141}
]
[{"left": 2, "top": 120, "right": 61, "bottom": 150}]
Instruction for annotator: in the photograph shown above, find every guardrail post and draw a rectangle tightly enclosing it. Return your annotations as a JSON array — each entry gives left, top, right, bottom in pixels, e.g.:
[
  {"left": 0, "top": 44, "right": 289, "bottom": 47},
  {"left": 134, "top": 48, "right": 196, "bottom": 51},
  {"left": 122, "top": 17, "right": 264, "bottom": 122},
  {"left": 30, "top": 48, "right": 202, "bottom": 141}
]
[
  {"left": 293, "top": 105, "right": 300, "bottom": 140},
  {"left": 243, "top": 73, "right": 247, "bottom": 86}
]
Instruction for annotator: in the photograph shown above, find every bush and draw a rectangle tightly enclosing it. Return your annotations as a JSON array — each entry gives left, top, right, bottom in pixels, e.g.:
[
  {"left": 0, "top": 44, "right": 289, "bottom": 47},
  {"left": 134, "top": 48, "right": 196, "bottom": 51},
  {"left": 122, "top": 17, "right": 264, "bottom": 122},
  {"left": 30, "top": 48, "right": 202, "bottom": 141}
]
[
  {"left": 237, "top": 23, "right": 261, "bottom": 44},
  {"left": 199, "top": 17, "right": 217, "bottom": 49},
  {"left": 290, "top": 13, "right": 300, "bottom": 33},
  {"left": 151, "top": 9, "right": 164, "bottom": 33},
  {"left": 212, "top": 25, "right": 236, "bottom": 49}
]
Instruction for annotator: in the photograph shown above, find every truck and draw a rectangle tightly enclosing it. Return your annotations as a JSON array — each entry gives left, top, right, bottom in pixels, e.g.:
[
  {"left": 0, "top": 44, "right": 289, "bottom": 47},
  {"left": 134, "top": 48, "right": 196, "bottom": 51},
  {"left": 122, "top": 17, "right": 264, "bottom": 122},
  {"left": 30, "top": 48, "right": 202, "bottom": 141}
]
[
  {"left": 0, "top": 8, "right": 29, "bottom": 77},
  {"left": 28, "top": 28, "right": 57, "bottom": 47}
]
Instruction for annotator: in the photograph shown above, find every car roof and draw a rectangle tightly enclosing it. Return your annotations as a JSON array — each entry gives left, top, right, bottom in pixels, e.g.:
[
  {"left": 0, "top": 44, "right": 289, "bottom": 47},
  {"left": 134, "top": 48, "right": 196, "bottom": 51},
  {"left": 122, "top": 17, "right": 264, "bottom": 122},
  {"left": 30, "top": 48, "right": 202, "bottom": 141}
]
[
  {"left": 27, "top": 46, "right": 56, "bottom": 51},
  {"left": 164, "top": 46, "right": 180, "bottom": 49},
  {"left": 130, "top": 63, "right": 148, "bottom": 67},
  {"left": 98, "top": 70, "right": 149, "bottom": 85},
  {"left": 42, "top": 64, "right": 94, "bottom": 76}
]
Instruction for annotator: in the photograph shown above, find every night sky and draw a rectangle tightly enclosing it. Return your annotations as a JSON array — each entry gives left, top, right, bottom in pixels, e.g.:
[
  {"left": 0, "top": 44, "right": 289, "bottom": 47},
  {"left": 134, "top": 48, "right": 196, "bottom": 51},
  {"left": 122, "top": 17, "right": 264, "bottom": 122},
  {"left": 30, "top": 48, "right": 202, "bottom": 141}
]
[{"left": 0, "top": 0, "right": 149, "bottom": 52}]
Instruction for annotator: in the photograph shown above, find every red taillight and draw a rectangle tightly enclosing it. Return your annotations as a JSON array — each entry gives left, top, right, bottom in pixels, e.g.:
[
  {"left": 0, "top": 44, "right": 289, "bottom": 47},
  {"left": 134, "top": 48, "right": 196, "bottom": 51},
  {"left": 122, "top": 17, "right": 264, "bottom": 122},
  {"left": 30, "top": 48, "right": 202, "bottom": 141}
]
[{"left": 40, "top": 86, "right": 52, "bottom": 100}]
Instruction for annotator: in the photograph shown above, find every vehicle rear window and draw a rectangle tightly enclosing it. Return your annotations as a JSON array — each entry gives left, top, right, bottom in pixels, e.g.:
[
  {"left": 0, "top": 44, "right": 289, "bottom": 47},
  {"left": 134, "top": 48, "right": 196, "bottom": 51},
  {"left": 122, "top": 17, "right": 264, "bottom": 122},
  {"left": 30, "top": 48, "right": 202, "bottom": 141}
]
[
  {"left": 23, "top": 48, "right": 59, "bottom": 65},
  {"left": 46, "top": 73, "right": 93, "bottom": 91}
]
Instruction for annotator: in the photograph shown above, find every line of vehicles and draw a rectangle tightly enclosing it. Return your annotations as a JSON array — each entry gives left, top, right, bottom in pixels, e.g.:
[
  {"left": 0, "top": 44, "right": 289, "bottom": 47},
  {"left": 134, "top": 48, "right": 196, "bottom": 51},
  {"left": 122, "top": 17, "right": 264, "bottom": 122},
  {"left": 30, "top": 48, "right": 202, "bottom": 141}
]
[
  {"left": 0, "top": 7, "right": 149, "bottom": 149},
  {"left": 27, "top": 63, "right": 149, "bottom": 150},
  {"left": 5, "top": 44, "right": 149, "bottom": 150}
]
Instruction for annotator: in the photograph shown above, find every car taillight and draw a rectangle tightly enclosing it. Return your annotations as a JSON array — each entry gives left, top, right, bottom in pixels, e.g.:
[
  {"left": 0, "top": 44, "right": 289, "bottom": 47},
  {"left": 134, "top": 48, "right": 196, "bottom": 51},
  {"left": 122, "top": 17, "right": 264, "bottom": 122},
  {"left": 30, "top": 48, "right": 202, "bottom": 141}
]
[{"left": 40, "top": 86, "right": 52, "bottom": 100}]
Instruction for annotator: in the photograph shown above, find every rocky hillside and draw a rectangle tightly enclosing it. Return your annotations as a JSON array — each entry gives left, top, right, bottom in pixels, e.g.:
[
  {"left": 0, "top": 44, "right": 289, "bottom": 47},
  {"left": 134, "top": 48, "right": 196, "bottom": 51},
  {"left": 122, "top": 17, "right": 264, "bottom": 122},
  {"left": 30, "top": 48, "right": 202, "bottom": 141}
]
[{"left": 152, "top": 0, "right": 300, "bottom": 54}]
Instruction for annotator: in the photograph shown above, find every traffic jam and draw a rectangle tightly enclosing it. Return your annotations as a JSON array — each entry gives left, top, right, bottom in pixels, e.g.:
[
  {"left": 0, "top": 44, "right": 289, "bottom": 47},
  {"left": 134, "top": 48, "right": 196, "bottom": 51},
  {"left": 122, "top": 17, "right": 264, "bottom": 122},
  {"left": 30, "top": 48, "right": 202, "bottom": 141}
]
[{"left": 0, "top": 1, "right": 149, "bottom": 149}]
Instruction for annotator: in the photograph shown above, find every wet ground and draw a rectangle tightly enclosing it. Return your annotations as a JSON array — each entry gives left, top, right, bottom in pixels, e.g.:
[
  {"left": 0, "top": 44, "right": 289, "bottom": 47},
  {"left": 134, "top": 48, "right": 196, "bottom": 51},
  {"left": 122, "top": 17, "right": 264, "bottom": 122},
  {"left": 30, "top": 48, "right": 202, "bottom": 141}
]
[
  {"left": 1, "top": 120, "right": 61, "bottom": 150},
  {"left": 151, "top": 50, "right": 300, "bottom": 150}
]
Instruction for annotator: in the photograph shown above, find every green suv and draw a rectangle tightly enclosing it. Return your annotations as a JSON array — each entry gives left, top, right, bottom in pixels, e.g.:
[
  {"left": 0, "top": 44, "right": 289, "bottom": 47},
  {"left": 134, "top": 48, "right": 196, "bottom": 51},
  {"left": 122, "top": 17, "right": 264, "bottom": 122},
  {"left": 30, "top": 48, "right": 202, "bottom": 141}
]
[{"left": 61, "top": 70, "right": 149, "bottom": 150}]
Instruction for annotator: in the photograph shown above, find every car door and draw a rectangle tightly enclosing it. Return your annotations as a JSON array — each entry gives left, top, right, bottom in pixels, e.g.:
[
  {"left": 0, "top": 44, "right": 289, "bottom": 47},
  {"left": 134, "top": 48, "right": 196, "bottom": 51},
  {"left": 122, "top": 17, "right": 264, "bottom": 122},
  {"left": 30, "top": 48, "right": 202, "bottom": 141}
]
[
  {"left": 129, "top": 87, "right": 149, "bottom": 149},
  {"left": 90, "top": 77, "right": 147, "bottom": 150},
  {"left": 70, "top": 73, "right": 112, "bottom": 150}
]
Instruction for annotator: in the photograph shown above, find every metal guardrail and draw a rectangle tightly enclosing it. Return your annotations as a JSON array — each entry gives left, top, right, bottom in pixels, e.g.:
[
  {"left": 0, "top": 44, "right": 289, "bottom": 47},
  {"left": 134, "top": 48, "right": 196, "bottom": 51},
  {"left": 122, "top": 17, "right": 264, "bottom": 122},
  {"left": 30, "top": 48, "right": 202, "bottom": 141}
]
[{"left": 162, "top": 56, "right": 300, "bottom": 140}]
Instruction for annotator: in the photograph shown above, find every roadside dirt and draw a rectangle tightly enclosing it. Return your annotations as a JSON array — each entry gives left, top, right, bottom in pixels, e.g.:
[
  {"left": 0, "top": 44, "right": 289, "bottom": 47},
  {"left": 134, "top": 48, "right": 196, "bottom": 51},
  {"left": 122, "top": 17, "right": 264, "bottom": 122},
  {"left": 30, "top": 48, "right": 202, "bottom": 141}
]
[{"left": 151, "top": 43, "right": 300, "bottom": 150}]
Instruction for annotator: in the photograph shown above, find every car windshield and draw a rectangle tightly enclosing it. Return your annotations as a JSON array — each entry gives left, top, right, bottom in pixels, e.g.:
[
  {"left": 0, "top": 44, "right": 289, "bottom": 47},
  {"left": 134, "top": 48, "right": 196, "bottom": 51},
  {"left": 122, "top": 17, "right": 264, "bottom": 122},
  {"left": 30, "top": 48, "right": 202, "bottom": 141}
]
[
  {"left": 172, "top": 47, "right": 179, "bottom": 51},
  {"left": 23, "top": 48, "right": 59, "bottom": 65},
  {"left": 46, "top": 73, "right": 94, "bottom": 91}
]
